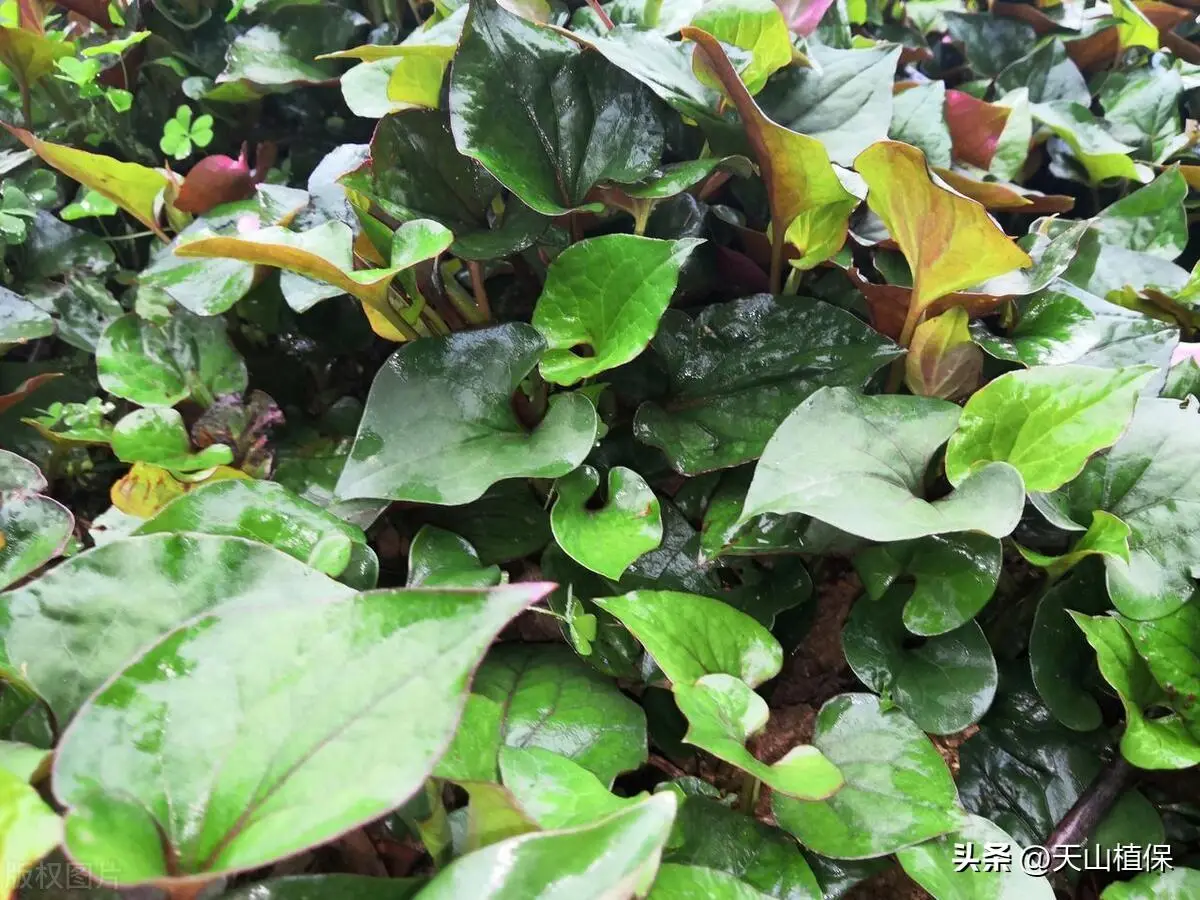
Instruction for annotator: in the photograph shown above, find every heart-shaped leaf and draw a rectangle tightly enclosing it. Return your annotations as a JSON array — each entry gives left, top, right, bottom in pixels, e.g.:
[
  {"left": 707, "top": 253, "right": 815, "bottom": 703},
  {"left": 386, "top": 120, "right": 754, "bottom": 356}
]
[
  {"left": 1116, "top": 602, "right": 1200, "bottom": 740},
  {"left": 95, "top": 311, "right": 247, "bottom": 408},
  {"left": 896, "top": 813, "right": 1056, "bottom": 900},
  {"left": 111, "top": 407, "right": 234, "bottom": 472},
  {"left": 945, "top": 364, "right": 1155, "bottom": 492},
  {"left": 1042, "top": 397, "right": 1200, "bottom": 619},
  {"left": 499, "top": 746, "right": 636, "bottom": 828},
  {"left": 842, "top": 586, "right": 999, "bottom": 734},
  {"left": 662, "top": 786, "right": 822, "bottom": 899},
  {"left": 633, "top": 295, "right": 902, "bottom": 474},
  {"left": 446, "top": 643, "right": 648, "bottom": 786},
  {"left": 855, "top": 533, "right": 1001, "bottom": 636},
  {"left": 134, "top": 479, "right": 374, "bottom": 581},
  {"left": 551, "top": 465, "right": 662, "bottom": 580},
  {"left": 532, "top": 235, "right": 701, "bottom": 385},
  {"left": 407, "top": 525, "right": 502, "bottom": 588},
  {"left": 740, "top": 387, "right": 1026, "bottom": 542},
  {"left": 0, "top": 533, "right": 353, "bottom": 725},
  {"left": 0, "top": 450, "right": 73, "bottom": 591},
  {"left": 772, "top": 694, "right": 961, "bottom": 859},
  {"left": 413, "top": 793, "right": 677, "bottom": 900},
  {"left": 674, "top": 674, "right": 844, "bottom": 800},
  {"left": 449, "top": 0, "right": 663, "bottom": 215},
  {"left": 0, "top": 767, "right": 61, "bottom": 896},
  {"left": 854, "top": 141, "right": 1032, "bottom": 343},
  {"left": 335, "top": 324, "right": 598, "bottom": 504},
  {"left": 54, "top": 583, "right": 552, "bottom": 884}
]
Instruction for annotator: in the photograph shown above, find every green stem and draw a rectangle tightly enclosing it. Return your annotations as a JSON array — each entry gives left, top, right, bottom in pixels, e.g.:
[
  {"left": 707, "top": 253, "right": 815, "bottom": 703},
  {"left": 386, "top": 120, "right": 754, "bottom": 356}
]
[
  {"left": 737, "top": 771, "right": 762, "bottom": 815},
  {"left": 632, "top": 200, "right": 653, "bottom": 237},
  {"left": 643, "top": 0, "right": 663, "bottom": 27}
]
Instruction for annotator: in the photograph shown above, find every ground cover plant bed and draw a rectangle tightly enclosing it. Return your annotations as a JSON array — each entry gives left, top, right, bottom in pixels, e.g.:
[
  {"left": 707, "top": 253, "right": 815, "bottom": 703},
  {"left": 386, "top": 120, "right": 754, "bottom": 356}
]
[{"left": 0, "top": 0, "right": 1199, "bottom": 897}]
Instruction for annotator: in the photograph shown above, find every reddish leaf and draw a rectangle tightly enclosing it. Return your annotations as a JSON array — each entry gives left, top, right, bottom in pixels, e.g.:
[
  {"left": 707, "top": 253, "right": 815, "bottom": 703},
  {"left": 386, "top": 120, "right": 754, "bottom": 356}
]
[
  {"left": 0, "top": 373, "right": 60, "bottom": 416},
  {"left": 174, "top": 153, "right": 256, "bottom": 215},
  {"left": 944, "top": 90, "right": 1011, "bottom": 170},
  {"left": 1064, "top": 2, "right": 1188, "bottom": 70},
  {"left": 775, "top": 0, "right": 836, "bottom": 36},
  {"left": 847, "top": 267, "right": 1012, "bottom": 342},
  {"left": 934, "top": 168, "right": 1074, "bottom": 213}
]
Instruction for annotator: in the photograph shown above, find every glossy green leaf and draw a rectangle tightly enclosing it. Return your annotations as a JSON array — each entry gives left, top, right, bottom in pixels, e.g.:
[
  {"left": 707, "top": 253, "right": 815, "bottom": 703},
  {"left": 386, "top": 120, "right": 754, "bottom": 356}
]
[
  {"left": 843, "top": 586, "right": 998, "bottom": 734},
  {"left": 532, "top": 235, "right": 701, "bottom": 385},
  {"left": 896, "top": 813, "right": 1056, "bottom": 900},
  {"left": 854, "top": 533, "right": 1001, "bottom": 636},
  {"left": 0, "top": 533, "right": 353, "bottom": 724},
  {"left": 335, "top": 324, "right": 598, "bottom": 504},
  {"left": 0, "top": 451, "right": 73, "bottom": 592},
  {"left": 224, "top": 875, "right": 426, "bottom": 900},
  {"left": 973, "top": 287, "right": 1179, "bottom": 372},
  {"left": 772, "top": 694, "right": 961, "bottom": 859},
  {"left": 634, "top": 295, "right": 901, "bottom": 474},
  {"left": 1102, "top": 868, "right": 1200, "bottom": 899},
  {"left": 1028, "top": 562, "right": 1110, "bottom": 732},
  {"left": 0, "top": 767, "right": 61, "bottom": 897},
  {"left": 759, "top": 43, "right": 900, "bottom": 166},
  {"left": 595, "top": 590, "right": 782, "bottom": 687},
  {"left": 550, "top": 465, "right": 662, "bottom": 580},
  {"left": 458, "top": 781, "right": 539, "bottom": 851},
  {"left": 0, "top": 288, "right": 54, "bottom": 348},
  {"left": 217, "top": 6, "right": 364, "bottom": 94},
  {"left": 110, "top": 407, "right": 233, "bottom": 472},
  {"left": 0, "top": 739, "right": 50, "bottom": 782},
  {"left": 649, "top": 863, "right": 777, "bottom": 899},
  {"left": 1072, "top": 612, "right": 1200, "bottom": 769},
  {"left": 945, "top": 364, "right": 1154, "bottom": 493},
  {"left": 499, "top": 746, "right": 635, "bottom": 828},
  {"left": 699, "top": 467, "right": 807, "bottom": 561},
  {"left": 944, "top": 12, "right": 1037, "bottom": 78},
  {"left": 414, "top": 793, "right": 677, "bottom": 900},
  {"left": 584, "top": 26, "right": 720, "bottom": 122},
  {"left": 1018, "top": 509, "right": 1131, "bottom": 578},
  {"left": 1042, "top": 397, "right": 1200, "bottom": 619},
  {"left": 662, "top": 786, "right": 821, "bottom": 899},
  {"left": 449, "top": 0, "right": 663, "bottom": 215},
  {"left": 1091, "top": 169, "right": 1188, "bottom": 260},
  {"left": 465, "top": 643, "right": 648, "bottom": 786},
  {"left": 675, "top": 674, "right": 843, "bottom": 799},
  {"left": 134, "top": 479, "right": 373, "bottom": 580},
  {"left": 407, "top": 525, "right": 502, "bottom": 588},
  {"left": 889, "top": 82, "right": 952, "bottom": 170},
  {"left": 1117, "top": 602, "right": 1200, "bottom": 740},
  {"left": 54, "top": 583, "right": 551, "bottom": 883},
  {"left": 741, "top": 387, "right": 1025, "bottom": 542},
  {"left": 95, "top": 311, "right": 247, "bottom": 408},
  {"left": 1031, "top": 102, "right": 1147, "bottom": 185}
]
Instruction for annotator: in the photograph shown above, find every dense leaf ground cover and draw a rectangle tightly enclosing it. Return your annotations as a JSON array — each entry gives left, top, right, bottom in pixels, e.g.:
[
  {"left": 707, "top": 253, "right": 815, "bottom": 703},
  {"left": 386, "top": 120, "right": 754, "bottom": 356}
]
[{"left": 1, "top": 0, "right": 1200, "bottom": 897}]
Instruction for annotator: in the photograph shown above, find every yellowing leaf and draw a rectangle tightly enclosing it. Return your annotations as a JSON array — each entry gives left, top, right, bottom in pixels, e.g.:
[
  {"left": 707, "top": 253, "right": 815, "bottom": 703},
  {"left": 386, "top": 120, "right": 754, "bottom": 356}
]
[
  {"left": 854, "top": 140, "right": 1031, "bottom": 344},
  {"left": 2, "top": 124, "right": 170, "bottom": 239},
  {"left": 386, "top": 45, "right": 455, "bottom": 107},
  {"left": 110, "top": 462, "right": 249, "bottom": 518},
  {"left": 684, "top": 27, "right": 857, "bottom": 287},
  {"left": 905, "top": 307, "right": 982, "bottom": 400},
  {"left": 1112, "top": 0, "right": 1159, "bottom": 50},
  {"left": 174, "top": 219, "right": 451, "bottom": 335},
  {"left": 0, "top": 26, "right": 72, "bottom": 87}
]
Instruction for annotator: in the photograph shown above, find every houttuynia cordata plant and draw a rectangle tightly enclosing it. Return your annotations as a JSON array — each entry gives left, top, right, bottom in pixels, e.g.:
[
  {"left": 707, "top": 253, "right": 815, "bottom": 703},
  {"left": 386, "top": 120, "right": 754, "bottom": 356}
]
[{"left": 0, "top": 0, "right": 1198, "bottom": 897}]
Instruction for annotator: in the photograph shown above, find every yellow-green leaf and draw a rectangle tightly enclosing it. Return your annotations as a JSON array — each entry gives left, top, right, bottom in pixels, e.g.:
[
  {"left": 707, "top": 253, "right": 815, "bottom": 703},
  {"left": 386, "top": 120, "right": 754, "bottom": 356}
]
[
  {"left": 0, "top": 768, "right": 61, "bottom": 897},
  {"left": 0, "top": 26, "right": 72, "bottom": 87},
  {"left": 684, "top": 27, "right": 858, "bottom": 283},
  {"left": 905, "top": 307, "right": 981, "bottom": 400},
  {"left": 2, "top": 124, "right": 170, "bottom": 239},
  {"left": 690, "top": 0, "right": 792, "bottom": 95},
  {"left": 853, "top": 140, "right": 1031, "bottom": 343},
  {"left": 1112, "top": 0, "right": 1159, "bottom": 50}
]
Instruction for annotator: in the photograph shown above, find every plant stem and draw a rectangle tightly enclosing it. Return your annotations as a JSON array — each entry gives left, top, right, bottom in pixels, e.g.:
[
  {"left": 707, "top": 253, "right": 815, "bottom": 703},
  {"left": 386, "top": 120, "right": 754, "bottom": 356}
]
[
  {"left": 768, "top": 226, "right": 784, "bottom": 295},
  {"left": 736, "top": 771, "right": 762, "bottom": 815},
  {"left": 466, "top": 260, "right": 491, "bottom": 321},
  {"left": 1044, "top": 756, "right": 1133, "bottom": 856},
  {"left": 585, "top": 0, "right": 615, "bottom": 29},
  {"left": 643, "top": 0, "right": 662, "bottom": 27}
]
